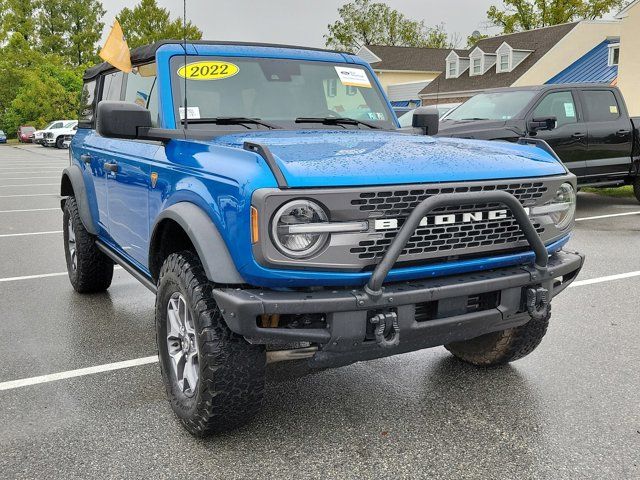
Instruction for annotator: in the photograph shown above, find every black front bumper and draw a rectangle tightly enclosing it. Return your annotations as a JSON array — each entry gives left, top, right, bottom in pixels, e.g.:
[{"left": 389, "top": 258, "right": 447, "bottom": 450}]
[{"left": 213, "top": 250, "right": 584, "bottom": 368}]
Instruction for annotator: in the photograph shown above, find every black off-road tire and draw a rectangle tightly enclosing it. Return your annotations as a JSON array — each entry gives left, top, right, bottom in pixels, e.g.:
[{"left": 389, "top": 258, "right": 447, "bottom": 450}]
[
  {"left": 444, "top": 307, "right": 551, "bottom": 366},
  {"left": 156, "top": 251, "right": 266, "bottom": 436},
  {"left": 55, "top": 136, "right": 65, "bottom": 149},
  {"left": 63, "top": 196, "right": 114, "bottom": 293}
]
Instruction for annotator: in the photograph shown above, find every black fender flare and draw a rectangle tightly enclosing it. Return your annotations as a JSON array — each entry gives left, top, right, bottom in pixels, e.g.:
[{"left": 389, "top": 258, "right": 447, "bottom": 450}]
[
  {"left": 150, "top": 202, "right": 245, "bottom": 285},
  {"left": 60, "top": 165, "right": 99, "bottom": 235}
]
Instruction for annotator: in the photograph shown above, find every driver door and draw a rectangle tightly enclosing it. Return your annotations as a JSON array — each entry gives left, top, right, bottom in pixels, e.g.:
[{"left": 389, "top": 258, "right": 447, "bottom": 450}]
[{"left": 528, "top": 90, "right": 588, "bottom": 178}]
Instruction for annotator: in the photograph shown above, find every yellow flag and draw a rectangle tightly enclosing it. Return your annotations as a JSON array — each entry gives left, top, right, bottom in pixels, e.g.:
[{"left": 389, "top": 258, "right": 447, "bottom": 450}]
[{"left": 99, "top": 20, "right": 132, "bottom": 73}]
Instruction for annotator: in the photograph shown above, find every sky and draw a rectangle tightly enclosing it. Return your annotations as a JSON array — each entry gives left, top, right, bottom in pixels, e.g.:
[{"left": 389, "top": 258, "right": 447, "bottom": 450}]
[{"left": 99, "top": 0, "right": 503, "bottom": 48}]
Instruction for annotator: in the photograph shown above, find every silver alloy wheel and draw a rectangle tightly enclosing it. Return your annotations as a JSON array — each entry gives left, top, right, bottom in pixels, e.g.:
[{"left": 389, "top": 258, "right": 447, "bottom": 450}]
[
  {"left": 166, "top": 293, "right": 199, "bottom": 397},
  {"left": 67, "top": 218, "right": 77, "bottom": 271}
]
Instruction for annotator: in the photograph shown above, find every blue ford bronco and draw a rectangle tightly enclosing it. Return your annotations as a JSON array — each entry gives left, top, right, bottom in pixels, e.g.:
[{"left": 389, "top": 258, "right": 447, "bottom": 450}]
[{"left": 61, "top": 41, "right": 584, "bottom": 436}]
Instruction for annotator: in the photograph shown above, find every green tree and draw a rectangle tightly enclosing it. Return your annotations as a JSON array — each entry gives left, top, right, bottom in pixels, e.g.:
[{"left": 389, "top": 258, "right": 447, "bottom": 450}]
[
  {"left": 487, "top": 0, "right": 626, "bottom": 33},
  {"left": 37, "top": 0, "right": 68, "bottom": 55},
  {"left": 117, "top": 0, "right": 202, "bottom": 49},
  {"left": 0, "top": 0, "right": 38, "bottom": 43},
  {"left": 64, "top": 0, "right": 105, "bottom": 66},
  {"left": 324, "top": 0, "right": 454, "bottom": 51}
]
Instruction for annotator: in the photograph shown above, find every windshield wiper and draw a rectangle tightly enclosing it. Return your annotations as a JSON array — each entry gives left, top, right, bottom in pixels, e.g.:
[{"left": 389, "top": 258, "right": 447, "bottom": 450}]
[
  {"left": 180, "top": 117, "right": 281, "bottom": 129},
  {"left": 459, "top": 117, "right": 490, "bottom": 121},
  {"left": 295, "top": 117, "right": 381, "bottom": 129}
]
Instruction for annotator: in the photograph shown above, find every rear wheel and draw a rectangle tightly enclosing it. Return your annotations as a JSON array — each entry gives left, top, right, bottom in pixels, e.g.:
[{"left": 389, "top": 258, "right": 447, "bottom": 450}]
[
  {"left": 156, "top": 251, "right": 266, "bottom": 436},
  {"left": 445, "top": 307, "right": 551, "bottom": 366},
  {"left": 63, "top": 196, "right": 113, "bottom": 293},
  {"left": 633, "top": 176, "right": 640, "bottom": 204}
]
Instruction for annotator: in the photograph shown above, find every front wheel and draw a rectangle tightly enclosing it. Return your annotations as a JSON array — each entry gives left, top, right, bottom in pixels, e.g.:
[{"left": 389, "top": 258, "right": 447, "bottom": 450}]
[
  {"left": 156, "top": 251, "right": 266, "bottom": 436},
  {"left": 445, "top": 307, "right": 551, "bottom": 366},
  {"left": 55, "top": 136, "right": 65, "bottom": 149}
]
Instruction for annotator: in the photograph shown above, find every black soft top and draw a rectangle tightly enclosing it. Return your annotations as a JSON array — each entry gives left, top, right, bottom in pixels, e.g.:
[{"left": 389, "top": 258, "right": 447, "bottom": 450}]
[{"left": 83, "top": 40, "right": 351, "bottom": 80}]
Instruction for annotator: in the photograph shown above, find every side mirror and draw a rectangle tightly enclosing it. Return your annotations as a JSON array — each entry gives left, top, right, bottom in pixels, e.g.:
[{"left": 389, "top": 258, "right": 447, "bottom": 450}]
[
  {"left": 528, "top": 116, "right": 557, "bottom": 133},
  {"left": 412, "top": 106, "right": 439, "bottom": 135},
  {"left": 96, "top": 101, "right": 152, "bottom": 139}
]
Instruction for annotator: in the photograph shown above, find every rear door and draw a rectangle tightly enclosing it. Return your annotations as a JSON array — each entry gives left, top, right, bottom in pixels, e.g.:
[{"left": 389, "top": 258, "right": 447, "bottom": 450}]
[
  {"left": 579, "top": 88, "right": 633, "bottom": 180},
  {"left": 527, "top": 89, "right": 588, "bottom": 178}
]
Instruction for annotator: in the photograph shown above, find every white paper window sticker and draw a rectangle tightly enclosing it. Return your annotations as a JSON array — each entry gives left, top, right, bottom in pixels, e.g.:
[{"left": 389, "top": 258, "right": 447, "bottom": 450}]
[
  {"left": 610, "top": 105, "right": 619, "bottom": 115},
  {"left": 564, "top": 102, "right": 576, "bottom": 118},
  {"left": 179, "top": 106, "right": 201, "bottom": 120},
  {"left": 334, "top": 67, "right": 371, "bottom": 88}
]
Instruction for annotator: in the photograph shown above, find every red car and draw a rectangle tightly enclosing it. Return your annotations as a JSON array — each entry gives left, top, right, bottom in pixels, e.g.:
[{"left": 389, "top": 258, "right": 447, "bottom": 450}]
[{"left": 17, "top": 126, "right": 36, "bottom": 143}]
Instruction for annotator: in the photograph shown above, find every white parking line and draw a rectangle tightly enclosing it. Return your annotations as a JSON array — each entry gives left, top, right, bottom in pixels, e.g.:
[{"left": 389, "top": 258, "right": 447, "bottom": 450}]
[
  {"left": 0, "top": 193, "right": 58, "bottom": 198},
  {"left": 0, "top": 177, "right": 60, "bottom": 181},
  {"left": 0, "top": 167, "right": 64, "bottom": 170},
  {"left": 0, "top": 208, "right": 59, "bottom": 214},
  {"left": 0, "top": 356, "right": 159, "bottom": 391},
  {"left": 0, "top": 272, "right": 67, "bottom": 283},
  {"left": 0, "top": 183, "right": 58, "bottom": 188},
  {"left": 575, "top": 211, "right": 640, "bottom": 222},
  {"left": 568, "top": 270, "right": 640, "bottom": 288},
  {"left": 0, "top": 172, "right": 63, "bottom": 176},
  {"left": 0, "top": 230, "right": 62, "bottom": 238}
]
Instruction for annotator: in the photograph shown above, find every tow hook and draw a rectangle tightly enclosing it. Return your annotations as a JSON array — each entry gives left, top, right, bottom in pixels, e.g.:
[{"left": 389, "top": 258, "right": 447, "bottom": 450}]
[
  {"left": 526, "top": 286, "right": 549, "bottom": 320},
  {"left": 369, "top": 311, "right": 400, "bottom": 348}
]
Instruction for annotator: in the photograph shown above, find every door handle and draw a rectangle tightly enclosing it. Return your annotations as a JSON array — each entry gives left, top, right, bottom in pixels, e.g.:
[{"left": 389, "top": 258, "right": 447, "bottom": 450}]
[
  {"left": 571, "top": 132, "right": 586, "bottom": 139},
  {"left": 80, "top": 154, "right": 91, "bottom": 164},
  {"left": 104, "top": 162, "right": 118, "bottom": 173},
  {"left": 616, "top": 129, "right": 631, "bottom": 136}
]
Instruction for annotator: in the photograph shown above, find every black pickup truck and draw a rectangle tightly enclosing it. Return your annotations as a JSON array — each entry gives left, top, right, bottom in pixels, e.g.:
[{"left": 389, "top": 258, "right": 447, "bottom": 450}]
[{"left": 437, "top": 84, "right": 640, "bottom": 201}]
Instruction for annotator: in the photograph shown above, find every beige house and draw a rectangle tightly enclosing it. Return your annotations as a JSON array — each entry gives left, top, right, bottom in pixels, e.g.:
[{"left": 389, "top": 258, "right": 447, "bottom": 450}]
[
  {"left": 419, "top": 1, "right": 640, "bottom": 115},
  {"left": 356, "top": 45, "right": 464, "bottom": 106}
]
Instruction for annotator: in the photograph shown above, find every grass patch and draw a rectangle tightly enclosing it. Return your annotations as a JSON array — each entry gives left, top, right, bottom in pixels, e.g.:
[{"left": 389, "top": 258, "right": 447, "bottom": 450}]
[{"left": 582, "top": 186, "right": 634, "bottom": 198}]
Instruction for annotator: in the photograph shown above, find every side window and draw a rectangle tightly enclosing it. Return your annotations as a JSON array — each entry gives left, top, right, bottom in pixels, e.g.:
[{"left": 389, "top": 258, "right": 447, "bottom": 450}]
[
  {"left": 532, "top": 91, "right": 577, "bottom": 128},
  {"left": 123, "top": 63, "right": 159, "bottom": 126},
  {"left": 582, "top": 90, "right": 620, "bottom": 122},
  {"left": 78, "top": 80, "right": 96, "bottom": 127},
  {"left": 101, "top": 71, "right": 124, "bottom": 101}
]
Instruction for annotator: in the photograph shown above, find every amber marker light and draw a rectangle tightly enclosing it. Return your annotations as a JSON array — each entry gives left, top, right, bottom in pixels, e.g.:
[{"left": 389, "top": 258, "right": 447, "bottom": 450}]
[{"left": 251, "top": 206, "right": 259, "bottom": 244}]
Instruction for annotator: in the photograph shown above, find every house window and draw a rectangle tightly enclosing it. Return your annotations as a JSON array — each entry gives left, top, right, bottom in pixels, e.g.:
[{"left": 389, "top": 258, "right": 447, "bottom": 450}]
[
  {"left": 499, "top": 54, "right": 510, "bottom": 72},
  {"left": 608, "top": 44, "right": 620, "bottom": 67},
  {"left": 472, "top": 57, "right": 482, "bottom": 75},
  {"left": 447, "top": 60, "right": 458, "bottom": 78}
]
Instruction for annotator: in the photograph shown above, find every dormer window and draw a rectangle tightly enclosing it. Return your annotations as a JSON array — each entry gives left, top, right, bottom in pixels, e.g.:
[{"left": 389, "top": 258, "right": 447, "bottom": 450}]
[
  {"left": 498, "top": 53, "right": 510, "bottom": 72},
  {"left": 448, "top": 60, "right": 458, "bottom": 78},
  {"left": 445, "top": 51, "right": 470, "bottom": 79},
  {"left": 608, "top": 43, "right": 620, "bottom": 66},
  {"left": 469, "top": 47, "right": 495, "bottom": 76},
  {"left": 472, "top": 58, "right": 482, "bottom": 75},
  {"left": 495, "top": 42, "right": 532, "bottom": 73}
]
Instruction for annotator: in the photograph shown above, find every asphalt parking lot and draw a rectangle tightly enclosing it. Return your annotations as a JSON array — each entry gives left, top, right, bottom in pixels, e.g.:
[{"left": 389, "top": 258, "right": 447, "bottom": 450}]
[{"left": 0, "top": 144, "right": 638, "bottom": 479}]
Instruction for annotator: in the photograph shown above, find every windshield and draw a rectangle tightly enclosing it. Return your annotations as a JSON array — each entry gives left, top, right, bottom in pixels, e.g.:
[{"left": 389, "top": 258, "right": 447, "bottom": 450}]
[
  {"left": 446, "top": 91, "right": 537, "bottom": 121},
  {"left": 170, "top": 56, "right": 394, "bottom": 130},
  {"left": 43, "top": 122, "right": 56, "bottom": 130}
]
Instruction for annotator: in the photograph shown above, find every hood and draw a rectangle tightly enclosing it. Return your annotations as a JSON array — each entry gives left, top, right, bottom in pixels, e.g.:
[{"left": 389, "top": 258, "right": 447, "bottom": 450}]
[{"left": 212, "top": 130, "right": 565, "bottom": 188}]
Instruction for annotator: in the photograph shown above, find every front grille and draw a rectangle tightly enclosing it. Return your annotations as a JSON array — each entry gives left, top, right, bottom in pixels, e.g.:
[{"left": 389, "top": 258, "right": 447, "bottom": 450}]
[{"left": 351, "top": 202, "right": 545, "bottom": 261}]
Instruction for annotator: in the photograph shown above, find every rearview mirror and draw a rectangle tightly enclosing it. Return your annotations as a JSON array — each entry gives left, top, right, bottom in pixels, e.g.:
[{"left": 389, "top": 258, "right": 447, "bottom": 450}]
[
  {"left": 412, "top": 107, "right": 439, "bottom": 135},
  {"left": 528, "top": 116, "right": 557, "bottom": 133},
  {"left": 96, "top": 101, "right": 152, "bottom": 139}
]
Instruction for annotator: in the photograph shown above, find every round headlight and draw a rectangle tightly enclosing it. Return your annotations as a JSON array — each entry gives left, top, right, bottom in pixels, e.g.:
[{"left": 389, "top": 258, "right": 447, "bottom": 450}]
[
  {"left": 271, "top": 200, "right": 329, "bottom": 258},
  {"left": 548, "top": 182, "right": 576, "bottom": 229}
]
